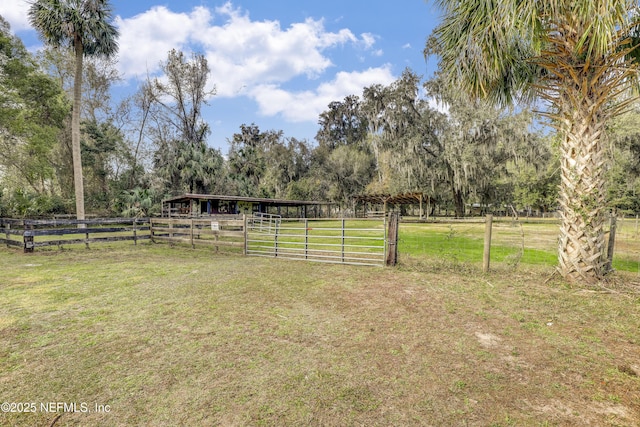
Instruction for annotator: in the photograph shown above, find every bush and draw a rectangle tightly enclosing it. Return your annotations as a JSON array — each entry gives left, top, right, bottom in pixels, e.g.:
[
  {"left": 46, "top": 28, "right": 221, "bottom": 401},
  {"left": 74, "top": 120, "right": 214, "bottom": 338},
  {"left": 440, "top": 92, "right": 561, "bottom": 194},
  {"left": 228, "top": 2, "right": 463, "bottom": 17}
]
[
  {"left": 5, "top": 189, "right": 71, "bottom": 218},
  {"left": 119, "top": 188, "right": 159, "bottom": 218},
  {"left": 0, "top": 189, "right": 8, "bottom": 217}
]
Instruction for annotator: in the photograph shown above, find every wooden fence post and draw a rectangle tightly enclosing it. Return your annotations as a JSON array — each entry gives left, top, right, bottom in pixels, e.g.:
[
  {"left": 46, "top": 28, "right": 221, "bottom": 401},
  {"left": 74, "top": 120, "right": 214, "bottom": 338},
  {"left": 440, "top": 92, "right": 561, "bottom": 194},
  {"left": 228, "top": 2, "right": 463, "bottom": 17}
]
[
  {"left": 243, "top": 214, "right": 247, "bottom": 256},
  {"left": 305, "top": 218, "right": 309, "bottom": 259},
  {"left": 483, "top": 214, "right": 493, "bottom": 273},
  {"left": 190, "top": 218, "right": 195, "bottom": 249},
  {"left": 341, "top": 218, "right": 346, "bottom": 263},
  {"left": 5, "top": 221, "right": 10, "bottom": 248},
  {"left": 274, "top": 219, "right": 279, "bottom": 257},
  {"left": 133, "top": 218, "right": 137, "bottom": 246},
  {"left": 606, "top": 214, "right": 617, "bottom": 272},
  {"left": 385, "top": 213, "right": 399, "bottom": 266},
  {"left": 23, "top": 220, "right": 34, "bottom": 253}
]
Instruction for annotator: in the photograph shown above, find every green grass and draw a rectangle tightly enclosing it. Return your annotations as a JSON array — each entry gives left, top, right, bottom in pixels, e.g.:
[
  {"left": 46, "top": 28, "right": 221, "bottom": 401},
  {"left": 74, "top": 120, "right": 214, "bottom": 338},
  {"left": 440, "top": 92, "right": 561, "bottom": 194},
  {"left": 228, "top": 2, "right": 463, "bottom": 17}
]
[
  {"left": 399, "top": 222, "right": 557, "bottom": 265},
  {"left": 399, "top": 221, "right": 640, "bottom": 272},
  {"left": 1, "top": 242, "right": 639, "bottom": 426},
  {"left": 7, "top": 218, "right": 639, "bottom": 271}
]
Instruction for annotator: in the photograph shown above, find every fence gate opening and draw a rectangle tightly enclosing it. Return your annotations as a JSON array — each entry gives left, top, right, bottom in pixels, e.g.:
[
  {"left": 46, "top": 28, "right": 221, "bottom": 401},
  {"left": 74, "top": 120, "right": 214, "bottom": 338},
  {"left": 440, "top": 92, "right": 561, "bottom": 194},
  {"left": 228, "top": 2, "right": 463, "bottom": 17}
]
[{"left": 246, "top": 217, "right": 387, "bottom": 267}]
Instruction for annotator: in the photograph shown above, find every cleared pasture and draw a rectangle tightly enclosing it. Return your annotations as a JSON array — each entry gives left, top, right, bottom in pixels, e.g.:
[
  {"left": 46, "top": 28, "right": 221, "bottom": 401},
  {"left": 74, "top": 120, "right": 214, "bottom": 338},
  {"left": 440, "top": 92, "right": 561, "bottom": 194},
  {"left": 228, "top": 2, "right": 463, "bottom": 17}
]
[
  {"left": 0, "top": 243, "right": 639, "bottom": 426},
  {"left": 400, "top": 218, "right": 640, "bottom": 273}
]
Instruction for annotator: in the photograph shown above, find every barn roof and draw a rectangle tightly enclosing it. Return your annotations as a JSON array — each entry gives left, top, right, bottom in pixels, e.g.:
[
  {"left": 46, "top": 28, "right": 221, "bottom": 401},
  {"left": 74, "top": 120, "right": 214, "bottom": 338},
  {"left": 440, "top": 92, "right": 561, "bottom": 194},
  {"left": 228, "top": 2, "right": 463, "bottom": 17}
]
[{"left": 162, "top": 193, "right": 328, "bottom": 206}]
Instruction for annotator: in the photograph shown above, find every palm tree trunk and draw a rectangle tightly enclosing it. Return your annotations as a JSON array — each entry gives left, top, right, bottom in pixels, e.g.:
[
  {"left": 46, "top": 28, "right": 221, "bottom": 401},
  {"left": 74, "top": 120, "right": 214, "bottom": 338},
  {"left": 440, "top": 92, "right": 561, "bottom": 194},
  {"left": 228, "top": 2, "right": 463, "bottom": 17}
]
[
  {"left": 72, "top": 39, "right": 85, "bottom": 221},
  {"left": 557, "top": 102, "right": 608, "bottom": 283}
]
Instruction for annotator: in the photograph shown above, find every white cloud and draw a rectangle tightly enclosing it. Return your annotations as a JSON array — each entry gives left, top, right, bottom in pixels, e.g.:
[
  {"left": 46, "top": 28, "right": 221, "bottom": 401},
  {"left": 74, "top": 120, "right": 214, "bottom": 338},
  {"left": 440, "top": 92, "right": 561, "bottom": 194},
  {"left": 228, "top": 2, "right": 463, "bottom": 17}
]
[
  {"left": 197, "top": 14, "right": 340, "bottom": 96},
  {"left": 360, "top": 33, "right": 377, "bottom": 49},
  {"left": 251, "top": 65, "right": 396, "bottom": 122},
  {"left": 115, "top": 2, "right": 380, "bottom": 103},
  {"left": 0, "top": 0, "right": 32, "bottom": 32},
  {"left": 3, "top": 1, "right": 390, "bottom": 125},
  {"left": 115, "top": 6, "right": 211, "bottom": 79}
]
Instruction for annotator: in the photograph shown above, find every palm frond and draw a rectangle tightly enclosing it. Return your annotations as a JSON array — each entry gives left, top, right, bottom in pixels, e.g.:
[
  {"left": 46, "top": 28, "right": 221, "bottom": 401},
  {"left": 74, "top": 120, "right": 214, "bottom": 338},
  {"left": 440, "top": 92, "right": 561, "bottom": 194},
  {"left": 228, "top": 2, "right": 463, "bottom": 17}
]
[{"left": 28, "top": 0, "right": 118, "bottom": 58}]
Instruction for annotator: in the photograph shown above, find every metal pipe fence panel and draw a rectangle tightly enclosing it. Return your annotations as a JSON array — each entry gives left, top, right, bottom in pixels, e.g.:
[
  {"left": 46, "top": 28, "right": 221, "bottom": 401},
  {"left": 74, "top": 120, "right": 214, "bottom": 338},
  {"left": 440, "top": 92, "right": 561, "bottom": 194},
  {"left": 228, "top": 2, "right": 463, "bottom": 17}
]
[{"left": 246, "top": 218, "right": 386, "bottom": 266}]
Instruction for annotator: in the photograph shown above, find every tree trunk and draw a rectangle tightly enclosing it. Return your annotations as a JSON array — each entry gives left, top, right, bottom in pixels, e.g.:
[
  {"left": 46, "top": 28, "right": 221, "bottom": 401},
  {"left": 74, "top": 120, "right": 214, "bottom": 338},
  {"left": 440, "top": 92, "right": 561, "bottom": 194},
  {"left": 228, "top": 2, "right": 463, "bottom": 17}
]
[
  {"left": 72, "top": 39, "right": 85, "bottom": 221},
  {"left": 557, "top": 103, "right": 608, "bottom": 284},
  {"left": 453, "top": 188, "right": 464, "bottom": 218}
]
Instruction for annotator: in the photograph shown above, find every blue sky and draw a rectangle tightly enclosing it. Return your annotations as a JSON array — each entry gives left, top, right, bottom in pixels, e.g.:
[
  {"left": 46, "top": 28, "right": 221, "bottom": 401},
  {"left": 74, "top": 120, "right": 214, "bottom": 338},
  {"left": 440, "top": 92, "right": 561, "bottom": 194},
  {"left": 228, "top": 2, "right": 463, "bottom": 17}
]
[{"left": 1, "top": 0, "right": 441, "bottom": 153}]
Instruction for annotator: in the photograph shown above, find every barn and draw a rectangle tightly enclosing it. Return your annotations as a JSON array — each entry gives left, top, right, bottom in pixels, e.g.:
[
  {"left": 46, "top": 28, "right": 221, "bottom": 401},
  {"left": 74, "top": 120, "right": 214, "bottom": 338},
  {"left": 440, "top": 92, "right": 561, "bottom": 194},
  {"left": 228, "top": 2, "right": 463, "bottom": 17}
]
[{"left": 161, "top": 194, "right": 331, "bottom": 218}]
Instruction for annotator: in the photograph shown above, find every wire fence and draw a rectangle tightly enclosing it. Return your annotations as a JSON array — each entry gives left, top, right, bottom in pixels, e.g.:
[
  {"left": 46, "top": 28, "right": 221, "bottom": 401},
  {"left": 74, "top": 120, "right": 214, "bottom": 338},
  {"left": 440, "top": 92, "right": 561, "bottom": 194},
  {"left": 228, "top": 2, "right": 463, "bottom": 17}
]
[{"left": 399, "top": 216, "right": 640, "bottom": 274}]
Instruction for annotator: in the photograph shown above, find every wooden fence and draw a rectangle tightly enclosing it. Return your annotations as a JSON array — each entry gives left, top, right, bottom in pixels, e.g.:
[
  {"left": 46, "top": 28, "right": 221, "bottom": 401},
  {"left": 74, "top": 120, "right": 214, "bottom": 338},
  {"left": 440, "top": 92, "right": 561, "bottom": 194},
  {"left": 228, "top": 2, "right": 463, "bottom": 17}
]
[
  {"left": 2, "top": 215, "right": 397, "bottom": 268},
  {"left": 149, "top": 216, "right": 247, "bottom": 253},
  {"left": 0, "top": 218, "right": 150, "bottom": 252}
]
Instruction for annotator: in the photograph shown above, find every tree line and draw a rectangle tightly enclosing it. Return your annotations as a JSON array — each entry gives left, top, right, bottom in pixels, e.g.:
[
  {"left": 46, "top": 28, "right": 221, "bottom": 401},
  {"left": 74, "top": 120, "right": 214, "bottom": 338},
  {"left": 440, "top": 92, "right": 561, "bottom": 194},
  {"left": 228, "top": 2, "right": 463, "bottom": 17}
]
[
  {"left": 2, "top": 16, "right": 638, "bottom": 220},
  {"left": 2, "top": 1, "right": 640, "bottom": 283}
]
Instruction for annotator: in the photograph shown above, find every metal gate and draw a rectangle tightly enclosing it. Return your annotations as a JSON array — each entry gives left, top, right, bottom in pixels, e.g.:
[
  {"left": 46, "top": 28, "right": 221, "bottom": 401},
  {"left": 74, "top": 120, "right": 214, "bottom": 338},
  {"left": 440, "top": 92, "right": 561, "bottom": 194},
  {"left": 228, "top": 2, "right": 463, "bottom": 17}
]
[{"left": 246, "top": 216, "right": 387, "bottom": 266}]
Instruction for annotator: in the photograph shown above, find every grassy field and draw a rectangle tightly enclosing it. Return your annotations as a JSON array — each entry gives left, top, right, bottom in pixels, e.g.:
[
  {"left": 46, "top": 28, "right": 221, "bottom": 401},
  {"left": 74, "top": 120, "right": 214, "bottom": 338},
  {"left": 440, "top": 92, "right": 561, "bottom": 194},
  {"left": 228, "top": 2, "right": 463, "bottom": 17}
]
[
  {"left": 6, "top": 217, "right": 639, "bottom": 272},
  {"left": 1, "top": 242, "right": 639, "bottom": 426},
  {"left": 400, "top": 219, "right": 640, "bottom": 273}
]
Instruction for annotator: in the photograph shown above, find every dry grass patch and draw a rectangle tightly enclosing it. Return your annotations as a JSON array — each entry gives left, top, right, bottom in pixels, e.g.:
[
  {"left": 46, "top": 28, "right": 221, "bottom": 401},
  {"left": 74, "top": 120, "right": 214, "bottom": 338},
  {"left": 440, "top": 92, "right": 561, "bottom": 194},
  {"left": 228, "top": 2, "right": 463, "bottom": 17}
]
[{"left": 0, "top": 243, "right": 639, "bottom": 426}]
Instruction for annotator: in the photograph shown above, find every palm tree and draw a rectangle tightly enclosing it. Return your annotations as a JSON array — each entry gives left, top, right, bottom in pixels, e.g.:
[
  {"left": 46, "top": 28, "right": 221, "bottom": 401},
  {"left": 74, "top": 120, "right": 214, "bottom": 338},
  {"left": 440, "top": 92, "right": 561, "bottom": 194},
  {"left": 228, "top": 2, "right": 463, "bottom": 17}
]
[
  {"left": 429, "top": 1, "right": 640, "bottom": 283},
  {"left": 28, "top": 0, "right": 119, "bottom": 221}
]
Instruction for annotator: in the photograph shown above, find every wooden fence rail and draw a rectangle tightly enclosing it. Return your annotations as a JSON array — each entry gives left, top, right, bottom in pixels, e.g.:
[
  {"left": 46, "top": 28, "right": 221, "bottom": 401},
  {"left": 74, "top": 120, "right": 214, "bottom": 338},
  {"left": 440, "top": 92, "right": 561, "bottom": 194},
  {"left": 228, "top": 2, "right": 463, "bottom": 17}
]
[
  {"left": 0, "top": 218, "right": 150, "bottom": 252},
  {"left": 150, "top": 216, "right": 247, "bottom": 253},
  {"left": 2, "top": 215, "right": 398, "bottom": 268}
]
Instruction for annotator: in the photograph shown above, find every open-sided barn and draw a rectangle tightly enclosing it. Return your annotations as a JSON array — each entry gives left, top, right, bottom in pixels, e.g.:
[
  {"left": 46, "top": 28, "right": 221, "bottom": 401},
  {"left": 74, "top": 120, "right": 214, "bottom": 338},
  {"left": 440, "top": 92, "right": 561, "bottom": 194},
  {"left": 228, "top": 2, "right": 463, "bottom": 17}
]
[{"left": 161, "top": 194, "right": 331, "bottom": 218}]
